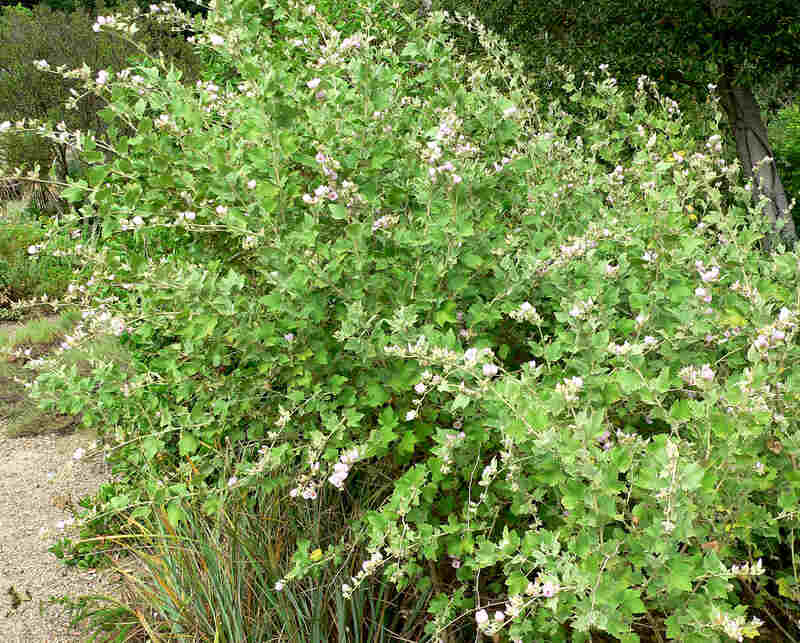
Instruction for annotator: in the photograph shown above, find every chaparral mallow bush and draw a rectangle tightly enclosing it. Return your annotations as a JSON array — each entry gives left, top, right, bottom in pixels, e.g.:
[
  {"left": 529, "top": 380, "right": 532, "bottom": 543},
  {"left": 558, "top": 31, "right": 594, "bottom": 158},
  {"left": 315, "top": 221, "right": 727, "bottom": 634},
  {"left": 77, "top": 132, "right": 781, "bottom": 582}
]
[{"left": 7, "top": 0, "right": 800, "bottom": 640}]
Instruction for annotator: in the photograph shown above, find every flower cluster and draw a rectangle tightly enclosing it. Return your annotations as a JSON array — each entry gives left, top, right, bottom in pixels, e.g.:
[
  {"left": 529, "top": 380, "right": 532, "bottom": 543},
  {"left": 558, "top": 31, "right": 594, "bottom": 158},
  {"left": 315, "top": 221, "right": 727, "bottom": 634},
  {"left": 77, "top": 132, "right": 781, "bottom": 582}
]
[
  {"left": 342, "top": 549, "right": 385, "bottom": 598},
  {"left": 556, "top": 376, "right": 583, "bottom": 403},
  {"left": 710, "top": 608, "right": 764, "bottom": 643},
  {"left": 568, "top": 297, "right": 595, "bottom": 319},
  {"left": 679, "top": 363, "right": 715, "bottom": 387},
  {"left": 328, "top": 447, "right": 361, "bottom": 489},
  {"left": 433, "top": 428, "right": 466, "bottom": 474},
  {"left": 508, "top": 301, "right": 543, "bottom": 324},
  {"left": 371, "top": 213, "right": 398, "bottom": 232},
  {"left": 751, "top": 307, "right": 796, "bottom": 354},
  {"left": 695, "top": 260, "right": 720, "bottom": 283}
]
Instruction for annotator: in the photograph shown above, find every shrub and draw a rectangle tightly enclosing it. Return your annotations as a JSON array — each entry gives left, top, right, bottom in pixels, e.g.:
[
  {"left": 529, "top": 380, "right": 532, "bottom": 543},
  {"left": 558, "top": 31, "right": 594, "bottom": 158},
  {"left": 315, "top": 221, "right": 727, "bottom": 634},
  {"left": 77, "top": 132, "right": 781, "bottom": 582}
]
[
  {"left": 0, "top": 214, "right": 79, "bottom": 317},
  {"left": 21, "top": 0, "right": 800, "bottom": 640}
]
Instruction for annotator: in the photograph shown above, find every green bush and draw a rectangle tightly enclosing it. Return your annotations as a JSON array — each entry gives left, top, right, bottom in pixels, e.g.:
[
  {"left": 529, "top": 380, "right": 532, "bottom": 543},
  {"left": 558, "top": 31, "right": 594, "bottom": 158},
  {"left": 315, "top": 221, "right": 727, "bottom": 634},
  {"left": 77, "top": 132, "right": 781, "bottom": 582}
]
[
  {"left": 0, "top": 219, "right": 77, "bottom": 317},
  {"left": 21, "top": 0, "right": 800, "bottom": 640}
]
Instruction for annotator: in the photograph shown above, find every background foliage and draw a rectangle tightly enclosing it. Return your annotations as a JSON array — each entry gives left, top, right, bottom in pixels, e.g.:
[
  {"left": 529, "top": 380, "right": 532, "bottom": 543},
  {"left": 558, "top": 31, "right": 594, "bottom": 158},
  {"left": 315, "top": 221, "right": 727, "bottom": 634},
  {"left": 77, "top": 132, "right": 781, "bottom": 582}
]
[{"left": 0, "top": 1, "right": 201, "bottom": 183}]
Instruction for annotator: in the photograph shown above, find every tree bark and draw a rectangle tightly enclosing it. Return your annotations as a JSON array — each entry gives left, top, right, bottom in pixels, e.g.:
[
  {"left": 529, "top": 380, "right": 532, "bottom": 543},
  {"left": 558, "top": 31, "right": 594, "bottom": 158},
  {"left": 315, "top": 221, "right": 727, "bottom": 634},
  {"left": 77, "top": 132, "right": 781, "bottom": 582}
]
[{"left": 717, "top": 70, "right": 797, "bottom": 250}]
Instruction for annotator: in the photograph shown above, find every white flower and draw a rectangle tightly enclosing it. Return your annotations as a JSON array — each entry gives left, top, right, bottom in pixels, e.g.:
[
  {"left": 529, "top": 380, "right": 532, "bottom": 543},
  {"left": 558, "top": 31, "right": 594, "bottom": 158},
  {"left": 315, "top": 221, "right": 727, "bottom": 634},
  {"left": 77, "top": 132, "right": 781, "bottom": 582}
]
[
  {"left": 96, "top": 70, "right": 109, "bottom": 85},
  {"left": 73, "top": 447, "right": 86, "bottom": 460},
  {"left": 503, "top": 106, "right": 517, "bottom": 117},
  {"left": 482, "top": 363, "right": 498, "bottom": 377},
  {"left": 307, "top": 77, "right": 321, "bottom": 89},
  {"left": 247, "top": 179, "right": 257, "bottom": 189},
  {"left": 209, "top": 34, "right": 225, "bottom": 46},
  {"left": 464, "top": 348, "right": 478, "bottom": 363},
  {"left": 227, "top": 476, "right": 238, "bottom": 487},
  {"left": 0, "top": 121, "right": 10, "bottom": 132},
  {"left": 405, "top": 410, "right": 417, "bottom": 421},
  {"left": 27, "top": 244, "right": 39, "bottom": 255},
  {"left": 475, "top": 609, "right": 489, "bottom": 625},
  {"left": 216, "top": 205, "right": 228, "bottom": 215},
  {"left": 494, "top": 610, "right": 505, "bottom": 622},
  {"left": 274, "top": 581, "right": 284, "bottom": 591},
  {"left": 110, "top": 317, "right": 126, "bottom": 336},
  {"left": 132, "top": 215, "right": 144, "bottom": 226},
  {"left": 452, "top": 174, "right": 462, "bottom": 184},
  {"left": 695, "top": 287, "right": 712, "bottom": 304},
  {"left": 414, "top": 382, "right": 426, "bottom": 394}
]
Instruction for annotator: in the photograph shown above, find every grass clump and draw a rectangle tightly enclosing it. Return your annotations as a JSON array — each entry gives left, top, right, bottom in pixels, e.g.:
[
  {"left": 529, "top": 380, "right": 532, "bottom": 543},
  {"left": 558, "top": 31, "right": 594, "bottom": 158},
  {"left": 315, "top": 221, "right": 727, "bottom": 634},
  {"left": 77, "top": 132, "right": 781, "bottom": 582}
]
[{"left": 72, "top": 479, "right": 437, "bottom": 642}]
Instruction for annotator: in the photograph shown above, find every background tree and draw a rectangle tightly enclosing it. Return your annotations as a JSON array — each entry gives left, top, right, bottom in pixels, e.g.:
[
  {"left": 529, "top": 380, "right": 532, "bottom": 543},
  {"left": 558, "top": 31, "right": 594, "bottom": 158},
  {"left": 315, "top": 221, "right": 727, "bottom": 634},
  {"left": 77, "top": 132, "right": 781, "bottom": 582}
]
[
  {"left": 427, "top": 0, "right": 800, "bottom": 248},
  {"left": 0, "top": 2, "right": 200, "bottom": 186}
]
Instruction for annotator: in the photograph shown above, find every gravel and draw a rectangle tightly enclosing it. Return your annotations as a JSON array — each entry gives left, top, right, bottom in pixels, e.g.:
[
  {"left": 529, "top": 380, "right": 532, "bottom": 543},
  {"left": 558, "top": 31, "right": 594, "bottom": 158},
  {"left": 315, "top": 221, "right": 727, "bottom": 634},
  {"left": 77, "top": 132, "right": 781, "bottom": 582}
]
[{"left": 0, "top": 423, "right": 117, "bottom": 642}]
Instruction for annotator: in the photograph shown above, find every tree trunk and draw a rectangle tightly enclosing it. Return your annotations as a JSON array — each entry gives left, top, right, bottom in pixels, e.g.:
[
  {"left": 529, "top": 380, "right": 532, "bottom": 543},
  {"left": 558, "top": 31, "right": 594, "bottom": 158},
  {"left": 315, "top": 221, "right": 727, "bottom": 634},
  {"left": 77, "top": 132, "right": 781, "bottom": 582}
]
[{"left": 718, "top": 71, "right": 797, "bottom": 250}]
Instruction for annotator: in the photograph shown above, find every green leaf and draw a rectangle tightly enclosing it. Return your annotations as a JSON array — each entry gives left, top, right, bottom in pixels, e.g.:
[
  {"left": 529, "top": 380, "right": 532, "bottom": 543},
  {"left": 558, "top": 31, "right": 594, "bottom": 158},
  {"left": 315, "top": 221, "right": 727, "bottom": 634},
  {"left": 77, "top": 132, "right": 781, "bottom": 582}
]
[
  {"left": 621, "top": 589, "right": 646, "bottom": 614},
  {"left": 665, "top": 559, "right": 694, "bottom": 593},
  {"left": 329, "top": 203, "right": 347, "bottom": 220},
  {"left": 400, "top": 42, "right": 420, "bottom": 58},
  {"left": 617, "top": 370, "right": 641, "bottom": 394},
  {"left": 462, "top": 253, "right": 483, "bottom": 269},
  {"left": 178, "top": 432, "right": 199, "bottom": 456},
  {"left": 166, "top": 500, "right": 186, "bottom": 527},
  {"left": 141, "top": 436, "right": 164, "bottom": 460},
  {"left": 61, "top": 181, "right": 88, "bottom": 203},
  {"left": 434, "top": 301, "right": 458, "bottom": 327},
  {"left": 398, "top": 430, "right": 418, "bottom": 455}
]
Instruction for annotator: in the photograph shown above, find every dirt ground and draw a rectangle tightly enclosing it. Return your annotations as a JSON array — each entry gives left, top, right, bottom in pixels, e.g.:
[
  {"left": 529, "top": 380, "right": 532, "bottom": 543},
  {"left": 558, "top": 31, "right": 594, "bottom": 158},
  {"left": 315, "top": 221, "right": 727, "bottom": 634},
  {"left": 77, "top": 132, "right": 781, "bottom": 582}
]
[{"left": 0, "top": 317, "right": 115, "bottom": 642}]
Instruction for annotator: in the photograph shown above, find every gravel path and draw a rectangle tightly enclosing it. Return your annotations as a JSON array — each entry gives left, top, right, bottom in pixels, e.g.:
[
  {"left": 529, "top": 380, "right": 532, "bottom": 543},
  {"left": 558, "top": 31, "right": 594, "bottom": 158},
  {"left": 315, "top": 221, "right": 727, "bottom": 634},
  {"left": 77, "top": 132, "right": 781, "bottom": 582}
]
[{"left": 0, "top": 423, "right": 115, "bottom": 642}]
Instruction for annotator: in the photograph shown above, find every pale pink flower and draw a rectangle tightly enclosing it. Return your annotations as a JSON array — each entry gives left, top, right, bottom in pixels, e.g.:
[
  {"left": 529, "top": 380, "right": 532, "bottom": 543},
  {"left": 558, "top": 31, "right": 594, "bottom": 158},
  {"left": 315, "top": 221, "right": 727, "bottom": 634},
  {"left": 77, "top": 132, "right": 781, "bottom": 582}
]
[{"left": 541, "top": 581, "right": 558, "bottom": 597}]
